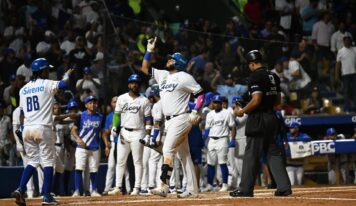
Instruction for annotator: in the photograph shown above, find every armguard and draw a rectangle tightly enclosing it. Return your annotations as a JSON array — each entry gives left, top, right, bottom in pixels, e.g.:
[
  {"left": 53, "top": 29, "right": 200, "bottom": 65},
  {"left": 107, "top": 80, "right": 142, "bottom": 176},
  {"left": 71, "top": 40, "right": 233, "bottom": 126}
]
[{"left": 194, "top": 92, "right": 205, "bottom": 111}]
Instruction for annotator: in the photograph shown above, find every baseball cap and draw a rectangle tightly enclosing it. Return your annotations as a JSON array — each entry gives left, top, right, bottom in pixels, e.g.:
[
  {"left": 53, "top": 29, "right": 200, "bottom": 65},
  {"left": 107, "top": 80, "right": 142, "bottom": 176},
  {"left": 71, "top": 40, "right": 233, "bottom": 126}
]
[
  {"left": 204, "top": 92, "right": 214, "bottom": 107},
  {"left": 94, "top": 52, "right": 104, "bottom": 61},
  {"left": 45, "top": 30, "right": 54, "bottom": 37},
  {"left": 67, "top": 100, "right": 78, "bottom": 109},
  {"left": 289, "top": 122, "right": 300, "bottom": 129},
  {"left": 326, "top": 128, "right": 336, "bottom": 136},
  {"left": 84, "top": 95, "right": 97, "bottom": 104},
  {"left": 212, "top": 95, "right": 222, "bottom": 103},
  {"left": 277, "top": 56, "right": 289, "bottom": 64}
]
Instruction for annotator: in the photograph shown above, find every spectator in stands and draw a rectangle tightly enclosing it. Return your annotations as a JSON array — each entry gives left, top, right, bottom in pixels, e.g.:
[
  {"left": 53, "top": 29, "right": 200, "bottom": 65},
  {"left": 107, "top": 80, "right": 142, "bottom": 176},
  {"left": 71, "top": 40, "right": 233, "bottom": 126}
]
[
  {"left": 16, "top": 53, "right": 32, "bottom": 82},
  {"left": 76, "top": 67, "right": 101, "bottom": 103},
  {"left": 290, "top": 38, "right": 315, "bottom": 80},
  {"left": 60, "top": 30, "right": 76, "bottom": 55},
  {"left": 275, "top": 0, "right": 294, "bottom": 32},
  {"left": 243, "top": 0, "right": 263, "bottom": 25},
  {"left": 324, "top": 128, "right": 349, "bottom": 184},
  {"left": 36, "top": 30, "right": 54, "bottom": 56},
  {"left": 0, "top": 101, "right": 11, "bottom": 166},
  {"left": 285, "top": 122, "right": 312, "bottom": 185},
  {"left": 335, "top": 36, "right": 356, "bottom": 112},
  {"left": 330, "top": 22, "right": 352, "bottom": 55},
  {"left": 300, "top": 86, "right": 323, "bottom": 114},
  {"left": 272, "top": 57, "right": 289, "bottom": 96},
  {"left": 300, "top": 0, "right": 320, "bottom": 39},
  {"left": 0, "top": 48, "right": 20, "bottom": 86},
  {"left": 188, "top": 48, "right": 209, "bottom": 73}
]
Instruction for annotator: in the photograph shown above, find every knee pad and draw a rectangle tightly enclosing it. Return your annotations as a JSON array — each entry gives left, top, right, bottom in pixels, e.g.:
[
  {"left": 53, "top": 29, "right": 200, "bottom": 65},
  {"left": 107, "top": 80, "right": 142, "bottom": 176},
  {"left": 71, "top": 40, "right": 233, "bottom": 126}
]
[{"left": 160, "top": 164, "right": 173, "bottom": 184}]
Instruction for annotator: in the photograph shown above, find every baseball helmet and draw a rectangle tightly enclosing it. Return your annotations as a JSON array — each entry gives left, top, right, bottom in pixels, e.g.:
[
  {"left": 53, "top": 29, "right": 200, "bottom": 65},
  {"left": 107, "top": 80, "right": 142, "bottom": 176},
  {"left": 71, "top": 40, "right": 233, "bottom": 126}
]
[
  {"left": 289, "top": 122, "right": 300, "bottom": 129},
  {"left": 204, "top": 92, "right": 214, "bottom": 107},
  {"left": 232, "top": 95, "right": 246, "bottom": 107},
  {"left": 128, "top": 74, "right": 140, "bottom": 83},
  {"left": 326, "top": 128, "right": 336, "bottom": 136},
  {"left": 31, "top": 58, "right": 53, "bottom": 72},
  {"left": 84, "top": 95, "right": 97, "bottom": 104},
  {"left": 67, "top": 100, "right": 78, "bottom": 110},
  {"left": 151, "top": 84, "right": 160, "bottom": 97},
  {"left": 169, "top": 52, "right": 187, "bottom": 71},
  {"left": 245, "top": 50, "right": 262, "bottom": 63},
  {"left": 212, "top": 95, "right": 222, "bottom": 103}
]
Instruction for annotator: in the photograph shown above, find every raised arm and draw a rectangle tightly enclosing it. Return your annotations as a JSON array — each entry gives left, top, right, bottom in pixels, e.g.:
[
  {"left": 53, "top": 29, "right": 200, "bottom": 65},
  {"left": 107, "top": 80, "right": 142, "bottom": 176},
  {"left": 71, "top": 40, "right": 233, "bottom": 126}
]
[{"left": 141, "top": 37, "right": 157, "bottom": 75}]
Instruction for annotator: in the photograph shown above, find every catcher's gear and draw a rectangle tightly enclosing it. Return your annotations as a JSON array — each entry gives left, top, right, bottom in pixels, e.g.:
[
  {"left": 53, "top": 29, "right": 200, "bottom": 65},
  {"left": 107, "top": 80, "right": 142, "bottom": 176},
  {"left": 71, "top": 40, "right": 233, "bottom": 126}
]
[
  {"left": 169, "top": 52, "right": 187, "bottom": 71},
  {"left": 31, "top": 58, "right": 53, "bottom": 72},
  {"left": 245, "top": 50, "right": 262, "bottom": 63}
]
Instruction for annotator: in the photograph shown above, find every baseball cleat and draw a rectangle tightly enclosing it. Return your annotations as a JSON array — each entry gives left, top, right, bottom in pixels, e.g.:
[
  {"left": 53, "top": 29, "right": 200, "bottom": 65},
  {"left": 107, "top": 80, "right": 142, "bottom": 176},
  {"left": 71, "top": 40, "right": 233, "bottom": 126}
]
[
  {"left": 108, "top": 187, "right": 122, "bottom": 195},
  {"left": 229, "top": 190, "right": 253, "bottom": 197},
  {"left": 201, "top": 184, "right": 214, "bottom": 192},
  {"left": 42, "top": 194, "right": 59, "bottom": 205},
  {"left": 177, "top": 191, "right": 198, "bottom": 198},
  {"left": 12, "top": 188, "right": 26, "bottom": 206},
  {"left": 151, "top": 184, "right": 169, "bottom": 197},
  {"left": 219, "top": 183, "right": 229, "bottom": 192},
  {"left": 274, "top": 189, "right": 292, "bottom": 196},
  {"left": 130, "top": 188, "right": 140, "bottom": 195},
  {"left": 72, "top": 190, "right": 80, "bottom": 197},
  {"left": 90, "top": 190, "right": 101, "bottom": 197}
]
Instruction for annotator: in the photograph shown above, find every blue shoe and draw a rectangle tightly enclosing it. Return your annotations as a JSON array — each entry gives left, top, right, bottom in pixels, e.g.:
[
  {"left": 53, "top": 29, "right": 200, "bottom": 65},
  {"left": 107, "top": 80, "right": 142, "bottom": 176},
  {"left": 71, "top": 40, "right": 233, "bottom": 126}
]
[
  {"left": 11, "top": 188, "right": 26, "bottom": 206},
  {"left": 42, "top": 194, "right": 59, "bottom": 205}
]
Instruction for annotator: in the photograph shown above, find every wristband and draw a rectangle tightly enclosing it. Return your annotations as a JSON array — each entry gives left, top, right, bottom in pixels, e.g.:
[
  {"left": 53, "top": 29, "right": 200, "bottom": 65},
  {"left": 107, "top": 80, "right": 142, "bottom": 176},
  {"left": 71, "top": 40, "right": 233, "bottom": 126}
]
[
  {"left": 145, "top": 125, "right": 152, "bottom": 130},
  {"left": 144, "top": 52, "right": 152, "bottom": 61}
]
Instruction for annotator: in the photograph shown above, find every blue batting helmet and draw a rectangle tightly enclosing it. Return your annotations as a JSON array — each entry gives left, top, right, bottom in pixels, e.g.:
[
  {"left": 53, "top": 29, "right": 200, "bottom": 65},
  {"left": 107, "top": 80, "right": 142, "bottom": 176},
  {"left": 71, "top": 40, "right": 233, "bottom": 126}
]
[
  {"left": 128, "top": 74, "right": 140, "bottom": 83},
  {"left": 212, "top": 95, "right": 222, "bottom": 103},
  {"left": 67, "top": 100, "right": 78, "bottom": 110},
  {"left": 204, "top": 92, "right": 214, "bottom": 107},
  {"left": 151, "top": 84, "right": 160, "bottom": 97},
  {"left": 31, "top": 58, "right": 53, "bottom": 72},
  {"left": 169, "top": 52, "right": 187, "bottom": 71},
  {"left": 326, "top": 128, "right": 336, "bottom": 136}
]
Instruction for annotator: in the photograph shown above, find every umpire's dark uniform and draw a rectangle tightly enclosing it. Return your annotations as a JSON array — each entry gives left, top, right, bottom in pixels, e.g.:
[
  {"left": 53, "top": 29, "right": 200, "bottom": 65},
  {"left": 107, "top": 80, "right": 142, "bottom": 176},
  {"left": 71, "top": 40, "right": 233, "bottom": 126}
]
[{"left": 230, "top": 50, "right": 291, "bottom": 197}]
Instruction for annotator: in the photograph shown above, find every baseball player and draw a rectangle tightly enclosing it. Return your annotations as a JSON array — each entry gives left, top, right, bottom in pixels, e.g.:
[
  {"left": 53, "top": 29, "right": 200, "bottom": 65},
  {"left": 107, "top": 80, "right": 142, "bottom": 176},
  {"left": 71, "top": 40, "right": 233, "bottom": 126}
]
[
  {"left": 102, "top": 96, "right": 118, "bottom": 195},
  {"left": 12, "top": 58, "right": 73, "bottom": 206},
  {"left": 71, "top": 95, "right": 109, "bottom": 197},
  {"left": 141, "top": 37, "right": 205, "bottom": 198},
  {"left": 203, "top": 95, "right": 235, "bottom": 192},
  {"left": 63, "top": 100, "right": 80, "bottom": 195},
  {"left": 110, "top": 74, "right": 152, "bottom": 195},
  {"left": 52, "top": 102, "right": 77, "bottom": 195}
]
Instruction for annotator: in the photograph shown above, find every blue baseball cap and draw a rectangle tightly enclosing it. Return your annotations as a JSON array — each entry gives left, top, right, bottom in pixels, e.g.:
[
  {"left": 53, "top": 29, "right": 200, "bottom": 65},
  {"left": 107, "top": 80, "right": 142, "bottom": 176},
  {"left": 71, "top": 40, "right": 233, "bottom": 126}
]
[
  {"left": 326, "top": 128, "right": 336, "bottom": 136},
  {"left": 212, "top": 95, "right": 222, "bottom": 103},
  {"left": 67, "top": 100, "right": 78, "bottom": 109},
  {"left": 289, "top": 122, "right": 300, "bottom": 129},
  {"left": 232, "top": 95, "right": 243, "bottom": 103},
  {"left": 84, "top": 67, "right": 91, "bottom": 74},
  {"left": 84, "top": 95, "right": 97, "bottom": 104}
]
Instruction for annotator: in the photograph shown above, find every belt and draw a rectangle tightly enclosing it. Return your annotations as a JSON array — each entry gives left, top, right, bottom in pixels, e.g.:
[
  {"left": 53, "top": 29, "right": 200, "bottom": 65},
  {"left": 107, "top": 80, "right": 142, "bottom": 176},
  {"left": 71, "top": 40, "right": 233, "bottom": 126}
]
[
  {"left": 165, "top": 112, "right": 188, "bottom": 121},
  {"left": 124, "top": 127, "right": 136, "bottom": 132},
  {"left": 55, "top": 143, "right": 63, "bottom": 147},
  {"left": 210, "top": 136, "right": 227, "bottom": 140}
]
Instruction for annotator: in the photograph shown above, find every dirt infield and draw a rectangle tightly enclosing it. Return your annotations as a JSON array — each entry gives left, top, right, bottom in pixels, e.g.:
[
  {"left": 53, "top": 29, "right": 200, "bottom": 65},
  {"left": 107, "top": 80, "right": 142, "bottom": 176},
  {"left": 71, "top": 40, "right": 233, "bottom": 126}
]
[{"left": 2, "top": 185, "right": 356, "bottom": 206}]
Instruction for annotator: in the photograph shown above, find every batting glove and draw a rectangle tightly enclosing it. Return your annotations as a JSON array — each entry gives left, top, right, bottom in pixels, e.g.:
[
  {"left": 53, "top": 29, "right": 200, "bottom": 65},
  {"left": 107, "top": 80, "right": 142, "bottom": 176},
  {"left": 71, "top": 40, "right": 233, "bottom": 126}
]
[
  {"left": 189, "top": 110, "right": 201, "bottom": 125},
  {"left": 111, "top": 126, "right": 118, "bottom": 137},
  {"left": 143, "top": 134, "right": 150, "bottom": 146},
  {"left": 229, "top": 139, "right": 236, "bottom": 148},
  {"left": 147, "top": 37, "right": 157, "bottom": 52}
]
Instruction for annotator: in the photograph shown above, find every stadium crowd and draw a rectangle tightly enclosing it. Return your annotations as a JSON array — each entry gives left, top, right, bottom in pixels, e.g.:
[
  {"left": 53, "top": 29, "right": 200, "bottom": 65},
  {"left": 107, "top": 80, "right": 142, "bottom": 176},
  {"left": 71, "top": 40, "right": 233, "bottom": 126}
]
[{"left": 0, "top": 0, "right": 356, "bottom": 197}]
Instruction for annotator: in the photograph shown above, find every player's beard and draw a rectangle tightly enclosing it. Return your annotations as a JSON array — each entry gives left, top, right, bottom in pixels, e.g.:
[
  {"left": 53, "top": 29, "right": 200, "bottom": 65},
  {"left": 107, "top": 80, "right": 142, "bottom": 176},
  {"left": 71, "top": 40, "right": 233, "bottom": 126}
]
[
  {"left": 129, "top": 88, "right": 140, "bottom": 96},
  {"left": 166, "top": 64, "right": 175, "bottom": 71}
]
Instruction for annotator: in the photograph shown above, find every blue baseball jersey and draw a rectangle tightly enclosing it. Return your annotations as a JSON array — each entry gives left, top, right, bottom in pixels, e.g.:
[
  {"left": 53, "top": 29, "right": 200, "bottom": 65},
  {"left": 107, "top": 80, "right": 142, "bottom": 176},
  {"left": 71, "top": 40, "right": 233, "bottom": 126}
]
[
  {"left": 104, "top": 111, "right": 118, "bottom": 143},
  {"left": 78, "top": 110, "right": 103, "bottom": 150}
]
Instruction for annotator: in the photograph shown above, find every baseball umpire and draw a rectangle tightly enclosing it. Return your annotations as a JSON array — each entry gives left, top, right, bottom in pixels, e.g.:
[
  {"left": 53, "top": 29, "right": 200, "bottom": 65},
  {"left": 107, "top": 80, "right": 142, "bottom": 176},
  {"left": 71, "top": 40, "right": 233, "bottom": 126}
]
[
  {"left": 230, "top": 50, "right": 292, "bottom": 197},
  {"left": 141, "top": 37, "right": 205, "bottom": 198}
]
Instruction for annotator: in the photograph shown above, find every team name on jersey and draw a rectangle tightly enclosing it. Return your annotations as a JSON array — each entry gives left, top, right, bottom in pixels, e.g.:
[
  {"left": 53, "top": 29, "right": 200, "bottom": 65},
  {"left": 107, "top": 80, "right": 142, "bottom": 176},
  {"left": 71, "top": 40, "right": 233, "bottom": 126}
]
[
  {"left": 122, "top": 103, "right": 141, "bottom": 113},
  {"left": 83, "top": 120, "right": 100, "bottom": 129},
  {"left": 22, "top": 86, "right": 45, "bottom": 95},
  {"left": 212, "top": 119, "right": 224, "bottom": 126},
  {"left": 160, "top": 82, "right": 178, "bottom": 92}
]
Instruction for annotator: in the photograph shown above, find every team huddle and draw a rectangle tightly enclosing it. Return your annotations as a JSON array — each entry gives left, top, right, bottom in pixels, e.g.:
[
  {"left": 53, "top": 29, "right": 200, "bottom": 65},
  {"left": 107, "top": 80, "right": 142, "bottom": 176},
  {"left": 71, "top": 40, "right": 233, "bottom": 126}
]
[{"left": 12, "top": 38, "right": 290, "bottom": 206}]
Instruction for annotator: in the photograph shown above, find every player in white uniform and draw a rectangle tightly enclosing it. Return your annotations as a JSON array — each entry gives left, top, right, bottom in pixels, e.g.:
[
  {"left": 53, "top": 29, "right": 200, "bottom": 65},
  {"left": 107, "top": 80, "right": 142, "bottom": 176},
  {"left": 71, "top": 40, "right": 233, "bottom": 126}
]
[
  {"left": 110, "top": 74, "right": 152, "bottom": 195},
  {"left": 141, "top": 37, "right": 205, "bottom": 198},
  {"left": 203, "top": 95, "right": 236, "bottom": 192},
  {"left": 12, "top": 58, "right": 73, "bottom": 206}
]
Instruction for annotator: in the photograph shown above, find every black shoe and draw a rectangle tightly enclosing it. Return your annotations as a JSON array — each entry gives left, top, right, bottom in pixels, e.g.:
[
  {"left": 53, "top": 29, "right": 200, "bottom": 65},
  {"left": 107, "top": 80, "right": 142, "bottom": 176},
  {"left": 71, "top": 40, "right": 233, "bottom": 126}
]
[
  {"left": 267, "top": 183, "right": 277, "bottom": 189},
  {"left": 274, "top": 189, "right": 292, "bottom": 196},
  {"left": 229, "top": 190, "right": 253, "bottom": 197},
  {"left": 11, "top": 188, "right": 26, "bottom": 206}
]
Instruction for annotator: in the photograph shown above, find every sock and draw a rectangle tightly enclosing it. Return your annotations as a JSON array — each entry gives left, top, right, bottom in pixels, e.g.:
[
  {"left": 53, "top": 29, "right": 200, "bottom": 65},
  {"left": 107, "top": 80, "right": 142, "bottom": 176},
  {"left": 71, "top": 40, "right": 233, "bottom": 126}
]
[
  {"left": 74, "top": 170, "right": 83, "bottom": 194},
  {"left": 207, "top": 165, "right": 215, "bottom": 185},
  {"left": 52, "top": 172, "right": 61, "bottom": 195},
  {"left": 63, "top": 170, "right": 71, "bottom": 195},
  {"left": 19, "top": 165, "right": 36, "bottom": 192},
  {"left": 220, "top": 164, "right": 228, "bottom": 184},
  {"left": 90, "top": 172, "right": 98, "bottom": 191},
  {"left": 43, "top": 167, "right": 54, "bottom": 196}
]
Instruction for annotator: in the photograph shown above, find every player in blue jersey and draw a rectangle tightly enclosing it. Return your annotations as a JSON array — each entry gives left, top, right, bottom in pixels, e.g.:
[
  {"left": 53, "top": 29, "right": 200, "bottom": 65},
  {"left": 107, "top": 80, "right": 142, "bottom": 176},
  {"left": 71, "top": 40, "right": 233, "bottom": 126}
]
[{"left": 71, "top": 95, "right": 110, "bottom": 196}]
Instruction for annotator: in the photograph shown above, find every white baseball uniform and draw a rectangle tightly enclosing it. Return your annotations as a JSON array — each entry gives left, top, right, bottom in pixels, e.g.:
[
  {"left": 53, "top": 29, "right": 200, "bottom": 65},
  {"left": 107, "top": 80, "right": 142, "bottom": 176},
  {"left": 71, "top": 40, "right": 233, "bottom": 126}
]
[
  {"left": 114, "top": 93, "right": 151, "bottom": 189},
  {"left": 205, "top": 109, "right": 235, "bottom": 166},
  {"left": 151, "top": 67, "right": 203, "bottom": 194},
  {"left": 19, "top": 79, "right": 60, "bottom": 168}
]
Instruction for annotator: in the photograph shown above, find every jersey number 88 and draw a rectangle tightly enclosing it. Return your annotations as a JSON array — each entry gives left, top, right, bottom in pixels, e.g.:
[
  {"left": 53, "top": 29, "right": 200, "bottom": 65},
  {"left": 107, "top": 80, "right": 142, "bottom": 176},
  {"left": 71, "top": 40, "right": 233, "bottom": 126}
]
[{"left": 26, "top": 95, "right": 40, "bottom": 112}]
